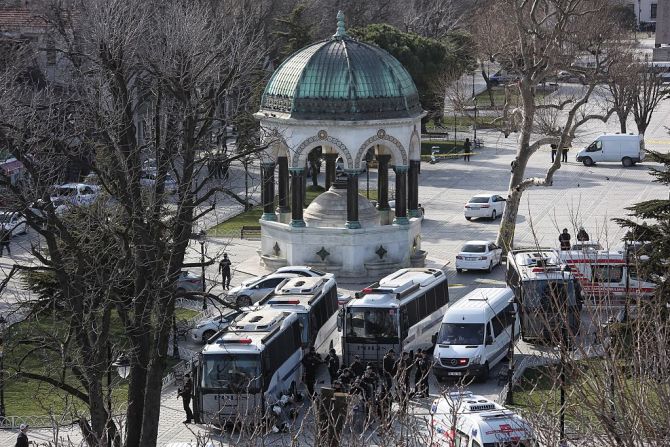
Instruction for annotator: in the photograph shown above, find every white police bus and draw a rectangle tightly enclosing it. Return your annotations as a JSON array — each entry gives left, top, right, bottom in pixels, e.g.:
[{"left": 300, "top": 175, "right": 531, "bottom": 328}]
[
  {"left": 193, "top": 308, "right": 303, "bottom": 425},
  {"left": 506, "top": 248, "right": 581, "bottom": 344},
  {"left": 338, "top": 268, "right": 449, "bottom": 365},
  {"left": 257, "top": 276, "right": 338, "bottom": 351}
]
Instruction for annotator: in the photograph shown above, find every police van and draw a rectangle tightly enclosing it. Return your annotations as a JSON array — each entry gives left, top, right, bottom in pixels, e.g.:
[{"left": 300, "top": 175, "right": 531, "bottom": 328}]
[
  {"left": 432, "top": 288, "right": 518, "bottom": 382},
  {"left": 193, "top": 308, "right": 303, "bottom": 425},
  {"left": 430, "top": 392, "right": 537, "bottom": 447},
  {"left": 506, "top": 248, "right": 581, "bottom": 343},
  {"left": 257, "top": 276, "right": 339, "bottom": 351}
]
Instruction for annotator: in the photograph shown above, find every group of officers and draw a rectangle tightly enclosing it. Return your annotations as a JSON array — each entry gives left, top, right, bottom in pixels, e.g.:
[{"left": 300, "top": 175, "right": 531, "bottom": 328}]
[{"left": 301, "top": 346, "right": 432, "bottom": 420}]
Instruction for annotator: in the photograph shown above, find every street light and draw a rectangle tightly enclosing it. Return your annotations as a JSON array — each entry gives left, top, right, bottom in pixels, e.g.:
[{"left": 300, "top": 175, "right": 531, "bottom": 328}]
[
  {"left": 505, "top": 299, "right": 517, "bottom": 405},
  {"left": 198, "top": 229, "right": 207, "bottom": 310},
  {"left": 0, "top": 315, "right": 6, "bottom": 419},
  {"left": 112, "top": 354, "right": 131, "bottom": 379},
  {"left": 172, "top": 314, "right": 179, "bottom": 359},
  {"left": 472, "top": 70, "right": 478, "bottom": 142}
]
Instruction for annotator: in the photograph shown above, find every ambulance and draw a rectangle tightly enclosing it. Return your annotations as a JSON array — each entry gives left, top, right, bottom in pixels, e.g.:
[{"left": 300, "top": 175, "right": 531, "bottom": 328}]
[
  {"left": 556, "top": 249, "right": 655, "bottom": 304},
  {"left": 429, "top": 392, "right": 536, "bottom": 447}
]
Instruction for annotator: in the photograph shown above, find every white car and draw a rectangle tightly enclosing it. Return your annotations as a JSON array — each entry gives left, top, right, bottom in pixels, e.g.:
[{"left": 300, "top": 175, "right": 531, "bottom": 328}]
[
  {"left": 464, "top": 194, "right": 506, "bottom": 220},
  {"left": 50, "top": 183, "right": 100, "bottom": 212},
  {"left": 190, "top": 309, "right": 243, "bottom": 343},
  {"left": 275, "top": 265, "right": 334, "bottom": 279},
  {"left": 0, "top": 211, "right": 27, "bottom": 235},
  {"left": 227, "top": 272, "right": 299, "bottom": 307},
  {"left": 455, "top": 241, "right": 503, "bottom": 273},
  {"left": 140, "top": 171, "right": 177, "bottom": 194}
]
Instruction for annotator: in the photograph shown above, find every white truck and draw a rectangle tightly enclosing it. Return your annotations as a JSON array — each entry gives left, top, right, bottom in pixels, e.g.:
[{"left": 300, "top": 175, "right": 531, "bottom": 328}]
[{"left": 575, "top": 134, "right": 645, "bottom": 167}]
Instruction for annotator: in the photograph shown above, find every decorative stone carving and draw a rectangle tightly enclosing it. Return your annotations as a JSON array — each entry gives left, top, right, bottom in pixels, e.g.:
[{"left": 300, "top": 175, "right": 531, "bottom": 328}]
[
  {"left": 375, "top": 245, "right": 388, "bottom": 259},
  {"left": 355, "top": 130, "right": 408, "bottom": 167},
  {"left": 316, "top": 246, "right": 331, "bottom": 261},
  {"left": 293, "top": 133, "right": 353, "bottom": 168}
]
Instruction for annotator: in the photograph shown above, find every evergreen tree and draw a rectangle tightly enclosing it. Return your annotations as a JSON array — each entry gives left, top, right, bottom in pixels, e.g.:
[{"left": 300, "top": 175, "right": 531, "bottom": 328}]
[{"left": 614, "top": 150, "right": 670, "bottom": 303}]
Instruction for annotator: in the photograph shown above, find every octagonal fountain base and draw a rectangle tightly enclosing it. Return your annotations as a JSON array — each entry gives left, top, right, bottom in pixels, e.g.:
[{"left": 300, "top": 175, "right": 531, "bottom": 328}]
[{"left": 259, "top": 218, "right": 423, "bottom": 279}]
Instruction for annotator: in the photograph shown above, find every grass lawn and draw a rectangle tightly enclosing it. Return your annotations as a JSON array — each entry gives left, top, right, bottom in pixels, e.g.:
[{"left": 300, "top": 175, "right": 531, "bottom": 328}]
[
  {"left": 475, "top": 85, "right": 557, "bottom": 108},
  {"left": 4, "top": 310, "right": 187, "bottom": 417},
  {"left": 175, "top": 307, "right": 200, "bottom": 322},
  {"left": 209, "top": 187, "right": 378, "bottom": 237}
]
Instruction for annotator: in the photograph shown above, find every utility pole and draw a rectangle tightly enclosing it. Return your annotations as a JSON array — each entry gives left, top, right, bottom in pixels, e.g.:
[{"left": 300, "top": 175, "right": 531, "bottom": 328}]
[{"left": 505, "top": 299, "right": 517, "bottom": 405}]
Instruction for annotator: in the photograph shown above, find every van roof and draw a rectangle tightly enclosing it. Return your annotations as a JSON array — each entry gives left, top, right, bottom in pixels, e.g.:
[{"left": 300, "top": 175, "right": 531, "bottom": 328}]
[
  {"left": 442, "top": 288, "right": 513, "bottom": 322},
  {"left": 597, "top": 133, "right": 641, "bottom": 139}
]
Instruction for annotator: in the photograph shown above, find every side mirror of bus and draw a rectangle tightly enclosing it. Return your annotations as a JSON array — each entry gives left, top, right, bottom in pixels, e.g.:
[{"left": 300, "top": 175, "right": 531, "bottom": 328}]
[{"left": 337, "top": 309, "right": 343, "bottom": 332}]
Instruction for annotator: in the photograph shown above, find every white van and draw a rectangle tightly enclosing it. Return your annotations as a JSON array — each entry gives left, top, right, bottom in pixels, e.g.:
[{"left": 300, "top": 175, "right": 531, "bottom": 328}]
[
  {"left": 575, "top": 134, "right": 645, "bottom": 167},
  {"left": 432, "top": 288, "right": 518, "bottom": 381},
  {"left": 430, "top": 392, "right": 537, "bottom": 447}
]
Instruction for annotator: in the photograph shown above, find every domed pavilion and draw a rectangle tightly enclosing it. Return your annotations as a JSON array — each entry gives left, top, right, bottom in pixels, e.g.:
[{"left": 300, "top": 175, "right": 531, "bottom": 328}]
[{"left": 255, "top": 12, "right": 426, "bottom": 278}]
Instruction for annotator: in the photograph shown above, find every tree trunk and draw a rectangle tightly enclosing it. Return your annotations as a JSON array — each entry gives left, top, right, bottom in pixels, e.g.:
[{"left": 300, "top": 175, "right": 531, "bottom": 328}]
[
  {"left": 496, "top": 83, "right": 536, "bottom": 251},
  {"left": 617, "top": 113, "right": 627, "bottom": 134},
  {"left": 480, "top": 63, "right": 495, "bottom": 107}
]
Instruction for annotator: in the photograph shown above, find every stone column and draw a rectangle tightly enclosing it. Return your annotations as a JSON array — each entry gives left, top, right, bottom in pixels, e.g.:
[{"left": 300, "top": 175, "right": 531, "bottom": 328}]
[
  {"left": 261, "top": 161, "right": 276, "bottom": 221},
  {"left": 393, "top": 165, "right": 408, "bottom": 225},
  {"left": 408, "top": 159, "right": 420, "bottom": 217},
  {"left": 325, "top": 153, "right": 338, "bottom": 190},
  {"left": 376, "top": 154, "right": 391, "bottom": 225},
  {"left": 276, "top": 156, "right": 290, "bottom": 222},
  {"left": 290, "top": 167, "right": 305, "bottom": 227},
  {"left": 345, "top": 169, "right": 361, "bottom": 229},
  {"left": 303, "top": 162, "right": 308, "bottom": 207}
]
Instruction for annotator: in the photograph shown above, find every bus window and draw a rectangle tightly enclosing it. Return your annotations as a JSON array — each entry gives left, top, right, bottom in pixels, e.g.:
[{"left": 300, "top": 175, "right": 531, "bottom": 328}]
[
  {"left": 346, "top": 308, "right": 398, "bottom": 339},
  {"left": 201, "top": 354, "right": 261, "bottom": 393}
]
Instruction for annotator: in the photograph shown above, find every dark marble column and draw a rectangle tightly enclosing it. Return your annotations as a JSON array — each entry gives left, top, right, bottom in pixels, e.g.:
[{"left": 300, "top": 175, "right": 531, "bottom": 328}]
[
  {"left": 376, "top": 154, "right": 391, "bottom": 211},
  {"left": 276, "top": 156, "right": 290, "bottom": 214},
  {"left": 324, "top": 153, "right": 338, "bottom": 190},
  {"left": 261, "top": 162, "right": 276, "bottom": 221},
  {"left": 345, "top": 170, "right": 361, "bottom": 229},
  {"left": 408, "top": 159, "right": 420, "bottom": 217},
  {"left": 302, "top": 162, "right": 308, "bottom": 207},
  {"left": 290, "top": 167, "right": 305, "bottom": 227},
  {"left": 393, "top": 165, "right": 408, "bottom": 225}
]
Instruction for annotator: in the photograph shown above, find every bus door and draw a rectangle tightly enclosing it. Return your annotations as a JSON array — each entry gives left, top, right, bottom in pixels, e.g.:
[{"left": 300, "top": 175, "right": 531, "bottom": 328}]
[{"left": 192, "top": 355, "right": 203, "bottom": 424}]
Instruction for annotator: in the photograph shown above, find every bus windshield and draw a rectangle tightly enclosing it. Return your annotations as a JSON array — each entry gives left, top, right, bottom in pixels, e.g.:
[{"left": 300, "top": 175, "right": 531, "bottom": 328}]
[
  {"left": 345, "top": 308, "right": 398, "bottom": 340},
  {"left": 201, "top": 353, "right": 262, "bottom": 393},
  {"left": 521, "top": 280, "right": 575, "bottom": 309},
  {"left": 437, "top": 323, "right": 485, "bottom": 345}
]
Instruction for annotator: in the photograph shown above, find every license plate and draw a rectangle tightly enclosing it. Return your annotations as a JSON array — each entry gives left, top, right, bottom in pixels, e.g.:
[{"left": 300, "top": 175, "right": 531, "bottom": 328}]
[
  {"left": 447, "top": 372, "right": 462, "bottom": 376},
  {"left": 470, "top": 206, "right": 479, "bottom": 210},
  {"left": 466, "top": 257, "right": 477, "bottom": 261}
]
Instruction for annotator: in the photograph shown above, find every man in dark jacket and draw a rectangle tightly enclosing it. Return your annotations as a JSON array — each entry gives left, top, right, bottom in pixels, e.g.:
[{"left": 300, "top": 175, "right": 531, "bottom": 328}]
[
  {"left": 414, "top": 350, "right": 430, "bottom": 398},
  {"left": 382, "top": 349, "right": 396, "bottom": 390},
  {"left": 177, "top": 374, "right": 194, "bottom": 423},
  {"left": 577, "top": 227, "right": 590, "bottom": 242},
  {"left": 218, "top": 253, "right": 232, "bottom": 290},
  {"left": 350, "top": 355, "right": 365, "bottom": 377},
  {"left": 302, "top": 346, "right": 323, "bottom": 397},
  {"left": 0, "top": 229, "right": 11, "bottom": 257},
  {"left": 559, "top": 228, "right": 572, "bottom": 250},
  {"left": 324, "top": 348, "right": 340, "bottom": 384},
  {"left": 15, "top": 423, "right": 29, "bottom": 447}
]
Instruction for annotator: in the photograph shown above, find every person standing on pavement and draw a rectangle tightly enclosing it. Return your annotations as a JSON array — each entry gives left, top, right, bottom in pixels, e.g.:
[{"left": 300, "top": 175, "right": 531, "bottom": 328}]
[
  {"left": 551, "top": 143, "right": 558, "bottom": 163},
  {"left": 350, "top": 355, "right": 365, "bottom": 378},
  {"left": 0, "top": 228, "right": 11, "bottom": 257},
  {"left": 324, "top": 348, "right": 340, "bottom": 385},
  {"left": 15, "top": 423, "right": 29, "bottom": 447},
  {"left": 561, "top": 145, "right": 569, "bottom": 163},
  {"left": 178, "top": 373, "right": 194, "bottom": 424},
  {"left": 463, "top": 138, "right": 472, "bottom": 162},
  {"left": 414, "top": 350, "right": 429, "bottom": 397},
  {"left": 302, "top": 346, "right": 323, "bottom": 397},
  {"left": 382, "top": 349, "right": 396, "bottom": 391},
  {"left": 577, "top": 227, "right": 590, "bottom": 242},
  {"left": 218, "top": 253, "right": 231, "bottom": 290},
  {"left": 559, "top": 228, "right": 572, "bottom": 251}
]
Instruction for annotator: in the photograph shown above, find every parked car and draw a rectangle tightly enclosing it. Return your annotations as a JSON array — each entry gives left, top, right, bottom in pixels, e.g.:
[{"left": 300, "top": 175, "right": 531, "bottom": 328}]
[
  {"left": 176, "top": 270, "right": 203, "bottom": 294},
  {"left": 0, "top": 211, "right": 27, "bottom": 236},
  {"left": 489, "top": 71, "right": 521, "bottom": 85},
  {"left": 190, "top": 309, "right": 243, "bottom": 343},
  {"left": 226, "top": 272, "right": 298, "bottom": 307},
  {"left": 464, "top": 194, "right": 506, "bottom": 220},
  {"left": 50, "top": 183, "right": 100, "bottom": 212},
  {"left": 455, "top": 240, "right": 503, "bottom": 273},
  {"left": 140, "top": 171, "right": 177, "bottom": 194},
  {"left": 275, "top": 265, "right": 334, "bottom": 278}
]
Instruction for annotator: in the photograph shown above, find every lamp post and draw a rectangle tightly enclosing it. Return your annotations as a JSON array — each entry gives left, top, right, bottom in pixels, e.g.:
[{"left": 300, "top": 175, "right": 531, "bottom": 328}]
[
  {"left": 505, "top": 299, "right": 517, "bottom": 405},
  {"left": 472, "top": 71, "right": 478, "bottom": 142},
  {"left": 0, "top": 315, "right": 6, "bottom": 419},
  {"left": 172, "top": 314, "right": 179, "bottom": 359},
  {"left": 198, "top": 229, "right": 207, "bottom": 310},
  {"left": 112, "top": 354, "right": 131, "bottom": 380}
]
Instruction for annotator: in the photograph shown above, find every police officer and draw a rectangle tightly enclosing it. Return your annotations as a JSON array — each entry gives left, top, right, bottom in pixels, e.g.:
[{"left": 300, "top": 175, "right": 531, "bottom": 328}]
[
  {"left": 324, "top": 348, "right": 340, "bottom": 384},
  {"left": 178, "top": 373, "right": 194, "bottom": 423},
  {"left": 350, "top": 355, "right": 365, "bottom": 377},
  {"left": 302, "top": 346, "right": 323, "bottom": 397},
  {"left": 218, "top": 253, "right": 232, "bottom": 290},
  {"left": 382, "top": 349, "right": 396, "bottom": 390}
]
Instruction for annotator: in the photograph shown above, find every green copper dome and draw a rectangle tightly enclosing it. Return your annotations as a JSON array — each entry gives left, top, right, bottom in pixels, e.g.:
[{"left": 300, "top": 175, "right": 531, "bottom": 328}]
[{"left": 261, "top": 14, "right": 421, "bottom": 120}]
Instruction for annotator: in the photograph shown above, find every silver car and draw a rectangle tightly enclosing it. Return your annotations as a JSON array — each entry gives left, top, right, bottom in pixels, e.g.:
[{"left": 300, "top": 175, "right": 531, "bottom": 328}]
[
  {"left": 190, "top": 309, "right": 243, "bottom": 343},
  {"left": 176, "top": 270, "right": 203, "bottom": 294},
  {"left": 227, "top": 273, "right": 298, "bottom": 307},
  {"left": 0, "top": 211, "right": 27, "bottom": 236}
]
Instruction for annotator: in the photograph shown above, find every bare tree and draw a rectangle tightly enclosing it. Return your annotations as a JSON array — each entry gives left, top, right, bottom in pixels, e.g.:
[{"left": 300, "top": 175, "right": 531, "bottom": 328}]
[
  {"left": 472, "top": 0, "right": 625, "bottom": 251},
  {"left": 631, "top": 55, "right": 670, "bottom": 137}
]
